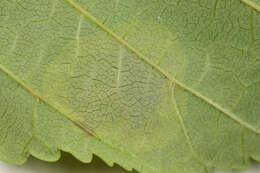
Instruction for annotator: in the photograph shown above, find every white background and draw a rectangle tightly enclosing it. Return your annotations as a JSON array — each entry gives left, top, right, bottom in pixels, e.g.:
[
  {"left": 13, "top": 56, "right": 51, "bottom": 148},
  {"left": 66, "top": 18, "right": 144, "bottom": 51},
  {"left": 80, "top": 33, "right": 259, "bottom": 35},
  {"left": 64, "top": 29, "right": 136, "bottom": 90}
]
[{"left": 0, "top": 152, "right": 259, "bottom": 173}]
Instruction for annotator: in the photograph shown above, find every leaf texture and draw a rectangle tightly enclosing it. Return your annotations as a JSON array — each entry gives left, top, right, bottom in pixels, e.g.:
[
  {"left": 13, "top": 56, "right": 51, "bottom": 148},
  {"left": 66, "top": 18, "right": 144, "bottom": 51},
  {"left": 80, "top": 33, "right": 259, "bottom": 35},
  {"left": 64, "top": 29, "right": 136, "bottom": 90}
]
[{"left": 0, "top": 0, "right": 259, "bottom": 173}]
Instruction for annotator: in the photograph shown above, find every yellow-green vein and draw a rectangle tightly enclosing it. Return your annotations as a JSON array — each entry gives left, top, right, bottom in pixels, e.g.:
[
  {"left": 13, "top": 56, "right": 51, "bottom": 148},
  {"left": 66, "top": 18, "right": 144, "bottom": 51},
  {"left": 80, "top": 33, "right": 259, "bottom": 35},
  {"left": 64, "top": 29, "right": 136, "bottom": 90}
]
[
  {"left": 241, "top": 0, "right": 260, "bottom": 11},
  {"left": 170, "top": 82, "right": 210, "bottom": 173}
]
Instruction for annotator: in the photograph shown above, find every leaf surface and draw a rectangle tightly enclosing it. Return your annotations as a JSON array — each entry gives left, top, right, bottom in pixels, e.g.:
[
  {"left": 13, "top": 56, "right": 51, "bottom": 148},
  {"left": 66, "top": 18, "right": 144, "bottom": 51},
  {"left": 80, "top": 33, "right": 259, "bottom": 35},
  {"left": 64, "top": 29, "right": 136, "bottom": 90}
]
[{"left": 0, "top": 0, "right": 259, "bottom": 173}]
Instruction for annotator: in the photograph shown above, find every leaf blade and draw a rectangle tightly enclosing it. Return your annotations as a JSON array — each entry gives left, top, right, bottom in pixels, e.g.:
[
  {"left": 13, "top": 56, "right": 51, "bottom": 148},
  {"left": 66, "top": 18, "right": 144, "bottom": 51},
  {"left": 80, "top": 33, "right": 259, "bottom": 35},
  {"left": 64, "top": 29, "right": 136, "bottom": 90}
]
[{"left": 0, "top": 0, "right": 259, "bottom": 173}]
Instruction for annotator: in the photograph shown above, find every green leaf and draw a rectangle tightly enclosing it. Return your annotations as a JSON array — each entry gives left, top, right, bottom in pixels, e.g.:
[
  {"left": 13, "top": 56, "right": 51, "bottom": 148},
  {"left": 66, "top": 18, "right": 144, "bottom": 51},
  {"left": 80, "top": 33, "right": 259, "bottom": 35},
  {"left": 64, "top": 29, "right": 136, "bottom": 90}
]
[{"left": 0, "top": 0, "right": 259, "bottom": 173}]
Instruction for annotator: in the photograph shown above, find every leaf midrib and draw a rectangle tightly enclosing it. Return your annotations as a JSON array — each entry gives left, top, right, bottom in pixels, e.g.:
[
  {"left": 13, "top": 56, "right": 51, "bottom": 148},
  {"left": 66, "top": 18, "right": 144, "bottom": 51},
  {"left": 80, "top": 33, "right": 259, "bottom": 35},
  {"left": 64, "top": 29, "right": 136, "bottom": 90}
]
[
  {"left": 64, "top": 0, "right": 260, "bottom": 135},
  {"left": 241, "top": 0, "right": 260, "bottom": 12}
]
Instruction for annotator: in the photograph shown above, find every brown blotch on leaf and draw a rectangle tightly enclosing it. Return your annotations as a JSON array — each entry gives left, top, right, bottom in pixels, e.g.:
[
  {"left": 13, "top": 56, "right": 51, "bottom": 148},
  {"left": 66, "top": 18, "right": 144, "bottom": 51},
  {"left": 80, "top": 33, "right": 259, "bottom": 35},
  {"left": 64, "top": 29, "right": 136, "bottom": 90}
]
[{"left": 73, "top": 120, "right": 96, "bottom": 137}]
